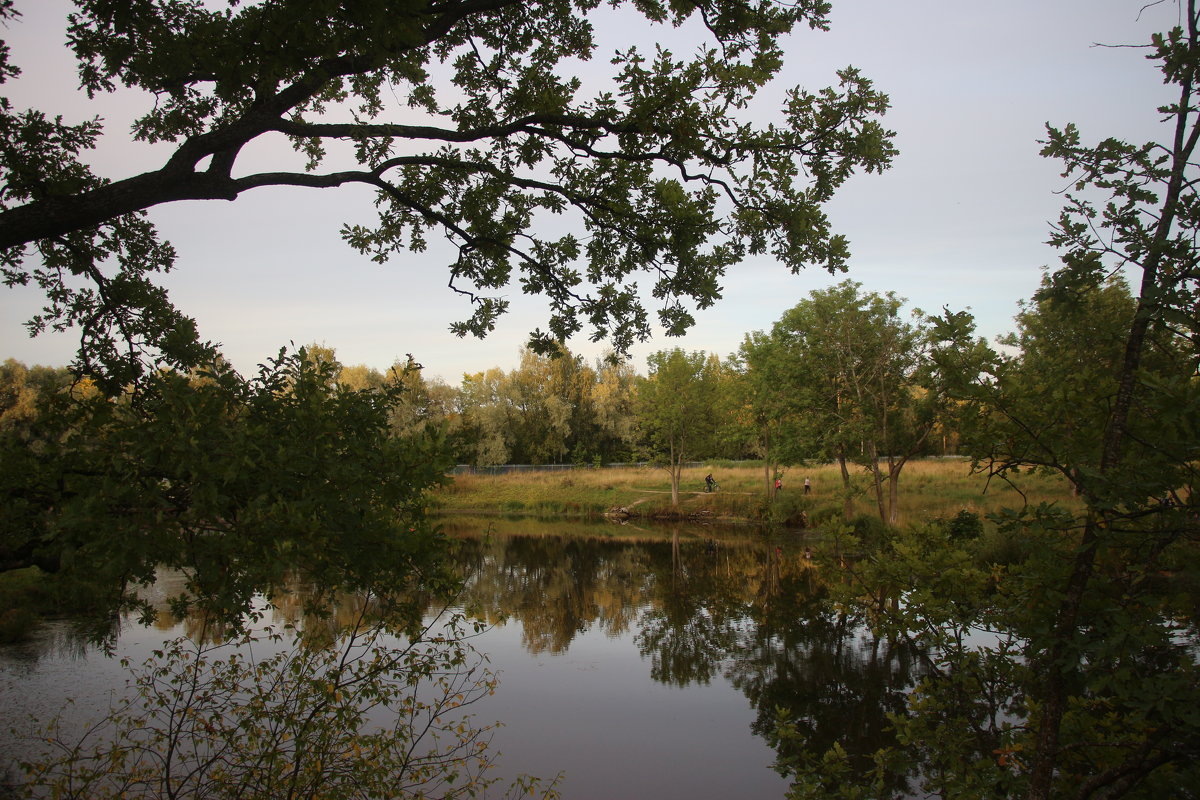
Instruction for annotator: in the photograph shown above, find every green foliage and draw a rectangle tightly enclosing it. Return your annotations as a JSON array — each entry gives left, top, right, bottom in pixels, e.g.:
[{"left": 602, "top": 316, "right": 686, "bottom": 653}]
[
  {"left": 0, "top": 566, "right": 47, "bottom": 643},
  {"left": 456, "top": 345, "right": 630, "bottom": 466},
  {"left": 945, "top": 270, "right": 1180, "bottom": 496},
  {"left": 636, "top": 348, "right": 728, "bottom": 505},
  {"left": 775, "top": 7, "right": 1200, "bottom": 796},
  {"left": 785, "top": 519, "right": 1031, "bottom": 799},
  {"left": 740, "top": 280, "right": 953, "bottom": 523},
  {"left": 765, "top": 488, "right": 813, "bottom": 526},
  {"left": 848, "top": 513, "right": 891, "bottom": 550},
  {"left": 13, "top": 613, "right": 561, "bottom": 799},
  {"left": 968, "top": 522, "right": 1028, "bottom": 568},
  {"left": 0, "top": 358, "right": 75, "bottom": 439},
  {"left": 771, "top": 728, "right": 900, "bottom": 800},
  {"left": 0, "top": 347, "right": 455, "bottom": 636},
  {"left": 0, "top": 0, "right": 894, "bottom": 384},
  {"left": 943, "top": 509, "right": 982, "bottom": 542},
  {"left": 729, "top": 331, "right": 810, "bottom": 497}
]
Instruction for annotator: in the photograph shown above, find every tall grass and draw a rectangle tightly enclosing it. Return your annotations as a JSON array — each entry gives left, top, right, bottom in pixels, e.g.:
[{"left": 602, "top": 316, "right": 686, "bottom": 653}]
[{"left": 432, "top": 459, "right": 1080, "bottom": 526}]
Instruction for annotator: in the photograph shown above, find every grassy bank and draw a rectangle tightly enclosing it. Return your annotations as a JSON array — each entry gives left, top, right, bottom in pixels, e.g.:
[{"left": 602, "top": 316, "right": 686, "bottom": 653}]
[{"left": 432, "top": 459, "right": 1079, "bottom": 526}]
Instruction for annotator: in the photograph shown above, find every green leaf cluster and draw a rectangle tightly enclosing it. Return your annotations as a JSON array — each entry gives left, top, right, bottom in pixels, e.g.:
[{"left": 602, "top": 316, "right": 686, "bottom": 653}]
[
  {"left": 635, "top": 347, "right": 729, "bottom": 504},
  {"left": 0, "top": 347, "right": 456, "bottom": 636},
  {"left": 0, "top": 0, "right": 894, "bottom": 383},
  {"left": 15, "top": 613, "right": 561, "bottom": 799},
  {"left": 733, "top": 279, "right": 949, "bottom": 522}
]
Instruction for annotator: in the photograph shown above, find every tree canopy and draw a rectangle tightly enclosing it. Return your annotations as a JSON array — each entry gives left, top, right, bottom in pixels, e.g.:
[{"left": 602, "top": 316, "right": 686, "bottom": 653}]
[
  {"left": 636, "top": 347, "right": 727, "bottom": 505},
  {"left": 0, "top": 0, "right": 894, "bottom": 388},
  {"left": 736, "top": 280, "right": 945, "bottom": 523},
  {"left": 772, "top": 5, "right": 1200, "bottom": 797},
  {"left": 0, "top": 347, "right": 456, "bottom": 633}
]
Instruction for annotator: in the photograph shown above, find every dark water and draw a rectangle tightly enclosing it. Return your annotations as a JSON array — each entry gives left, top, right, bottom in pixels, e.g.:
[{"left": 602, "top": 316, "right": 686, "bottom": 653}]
[{"left": 1, "top": 517, "right": 919, "bottom": 798}]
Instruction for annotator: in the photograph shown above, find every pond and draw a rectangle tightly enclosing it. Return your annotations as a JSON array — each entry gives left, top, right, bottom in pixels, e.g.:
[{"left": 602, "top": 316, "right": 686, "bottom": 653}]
[{"left": 1, "top": 516, "right": 921, "bottom": 798}]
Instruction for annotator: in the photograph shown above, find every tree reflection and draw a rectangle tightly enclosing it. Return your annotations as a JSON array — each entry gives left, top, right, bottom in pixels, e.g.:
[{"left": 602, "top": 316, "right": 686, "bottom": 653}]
[
  {"left": 142, "top": 518, "right": 924, "bottom": 791},
  {"left": 450, "top": 529, "right": 649, "bottom": 654},
  {"left": 727, "top": 560, "right": 918, "bottom": 794},
  {"left": 441, "top": 520, "right": 923, "bottom": 789},
  {"left": 635, "top": 532, "right": 757, "bottom": 685}
]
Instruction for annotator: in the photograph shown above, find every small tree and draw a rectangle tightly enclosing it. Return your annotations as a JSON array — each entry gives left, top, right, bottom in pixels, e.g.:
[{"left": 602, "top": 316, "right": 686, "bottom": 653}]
[
  {"left": 13, "top": 610, "right": 560, "bottom": 799},
  {"left": 636, "top": 348, "right": 725, "bottom": 506},
  {"left": 733, "top": 331, "right": 807, "bottom": 500},
  {"left": 764, "top": 281, "right": 938, "bottom": 523}
]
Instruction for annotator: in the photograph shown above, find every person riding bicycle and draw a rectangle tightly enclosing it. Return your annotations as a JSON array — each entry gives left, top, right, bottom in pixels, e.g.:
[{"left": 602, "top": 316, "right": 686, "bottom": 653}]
[{"left": 705, "top": 473, "right": 716, "bottom": 492}]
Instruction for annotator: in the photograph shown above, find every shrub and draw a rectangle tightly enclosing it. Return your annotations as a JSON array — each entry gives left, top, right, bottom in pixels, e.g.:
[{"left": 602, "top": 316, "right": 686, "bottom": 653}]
[
  {"left": 850, "top": 513, "right": 892, "bottom": 551},
  {"left": 972, "top": 525, "right": 1030, "bottom": 567},
  {"left": 945, "top": 509, "right": 983, "bottom": 542},
  {"left": 13, "top": 614, "right": 560, "bottom": 799},
  {"left": 0, "top": 567, "right": 52, "bottom": 643}
]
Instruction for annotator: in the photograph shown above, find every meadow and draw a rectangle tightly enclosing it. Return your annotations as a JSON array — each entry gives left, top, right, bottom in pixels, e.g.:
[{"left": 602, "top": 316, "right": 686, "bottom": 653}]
[{"left": 431, "top": 458, "right": 1080, "bottom": 528}]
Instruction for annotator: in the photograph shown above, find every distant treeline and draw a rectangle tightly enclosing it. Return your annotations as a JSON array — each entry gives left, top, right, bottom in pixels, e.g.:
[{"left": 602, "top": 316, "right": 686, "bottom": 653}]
[
  {"left": 2, "top": 280, "right": 968, "bottom": 474},
  {"left": 3, "top": 280, "right": 985, "bottom": 524}
]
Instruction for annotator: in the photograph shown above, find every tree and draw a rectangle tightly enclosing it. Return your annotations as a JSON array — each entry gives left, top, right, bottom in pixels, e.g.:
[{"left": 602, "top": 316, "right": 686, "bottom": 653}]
[
  {"left": 504, "top": 346, "right": 597, "bottom": 464},
  {"left": 793, "top": 270, "right": 1200, "bottom": 799},
  {"left": 455, "top": 345, "right": 595, "bottom": 466},
  {"left": 457, "top": 366, "right": 511, "bottom": 466},
  {"left": 779, "top": 7, "right": 1200, "bottom": 797},
  {"left": 0, "top": 347, "right": 455, "bottom": 633},
  {"left": 0, "top": 0, "right": 894, "bottom": 388},
  {"left": 766, "top": 280, "right": 937, "bottom": 524},
  {"left": 971, "top": 271, "right": 1156, "bottom": 492},
  {"left": 590, "top": 355, "right": 639, "bottom": 463},
  {"left": 16, "top": 612, "right": 561, "bottom": 799},
  {"left": 636, "top": 348, "right": 725, "bottom": 506},
  {"left": 0, "top": 358, "right": 75, "bottom": 437},
  {"left": 731, "top": 331, "right": 806, "bottom": 499},
  {"left": 1003, "top": 12, "right": 1200, "bottom": 791}
]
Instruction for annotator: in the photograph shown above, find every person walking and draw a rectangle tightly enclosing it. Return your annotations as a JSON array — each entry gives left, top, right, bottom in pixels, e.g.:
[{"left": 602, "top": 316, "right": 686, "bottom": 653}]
[{"left": 803, "top": 476, "right": 811, "bottom": 494}]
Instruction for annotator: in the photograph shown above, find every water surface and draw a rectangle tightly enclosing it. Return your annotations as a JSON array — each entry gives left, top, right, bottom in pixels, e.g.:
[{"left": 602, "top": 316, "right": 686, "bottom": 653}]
[{"left": 1, "top": 517, "right": 916, "bottom": 798}]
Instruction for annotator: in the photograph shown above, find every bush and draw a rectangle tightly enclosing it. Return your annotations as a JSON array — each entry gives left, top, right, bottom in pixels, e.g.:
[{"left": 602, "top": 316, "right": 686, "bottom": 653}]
[
  {"left": 972, "top": 525, "right": 1030, "bottom": 567},
  {"left": 850, "top": 513, "right": 892, "bottom": 550},
  {"left": 945, "top": 509, "right": 983, "bottom": 542},
  {"left": 0, "top": 567, "right": 51, "bottom": 643},
  {"left": 0, "top": 607, "right": 37, "bottom": 644},
  {"left": 14, "top": 615, "right": 560, "bottom": 799},
  {"left": 766, "top": 491, "right": 812, "bottom": 526},
  {"left": 807, "top": 505, "right": 844, "bottom": 528}
]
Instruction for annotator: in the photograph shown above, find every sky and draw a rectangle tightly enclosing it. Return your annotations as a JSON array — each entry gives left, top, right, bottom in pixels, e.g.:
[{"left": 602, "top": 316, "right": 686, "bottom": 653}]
[{"left": 0, "top": 0, "right": 1184, "bottom": 383}]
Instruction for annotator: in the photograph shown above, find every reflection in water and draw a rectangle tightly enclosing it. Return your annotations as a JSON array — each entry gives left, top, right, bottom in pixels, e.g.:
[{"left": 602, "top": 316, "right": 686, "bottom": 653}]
[
  {"left": 441, "top": 517, "right": 923, "bottom": 793},
  {"left": 2, "top": 517, "right": 923, "bottom": 798}
]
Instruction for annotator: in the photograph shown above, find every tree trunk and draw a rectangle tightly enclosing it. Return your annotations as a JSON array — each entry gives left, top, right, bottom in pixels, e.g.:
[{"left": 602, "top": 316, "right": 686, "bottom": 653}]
[
  {"left": 837, "top": 447, "right": 854, "bottom": 521},
  {"left": 762, "top": 425, "right": 773, "bottom": 499},
  {"left": 867, "top": 440, "right": 887, "bottom": 523},
  {"left": 887, "top": 455, "right": 901, "bottom": 524},
  {"left": 1025, "top": 515, "right": 1101, "bottom": 800},
  {"left": 1025, "top": 17, "right": 1200, "bottom": 793}
]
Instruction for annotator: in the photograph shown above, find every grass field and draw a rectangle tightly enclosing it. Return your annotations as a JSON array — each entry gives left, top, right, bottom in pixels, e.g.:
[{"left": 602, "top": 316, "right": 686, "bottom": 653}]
[{"left": 431, "top": 458, "right": 1080, "bottom": 528}]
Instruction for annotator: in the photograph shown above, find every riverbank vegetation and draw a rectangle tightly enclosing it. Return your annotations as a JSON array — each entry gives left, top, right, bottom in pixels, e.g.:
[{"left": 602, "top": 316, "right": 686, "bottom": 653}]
[
  {"left": 1, "top": 0, "right": 1198, "bottom": 798},
  {"left": 434, "top": 460, "right": 1079, "bottom": 528}
]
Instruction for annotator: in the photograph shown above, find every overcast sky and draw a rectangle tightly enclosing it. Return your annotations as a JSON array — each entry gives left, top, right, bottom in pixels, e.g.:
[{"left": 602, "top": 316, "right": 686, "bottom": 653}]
[{"left": 0, "top": 0, "right": 1182, "bottom": 383}]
